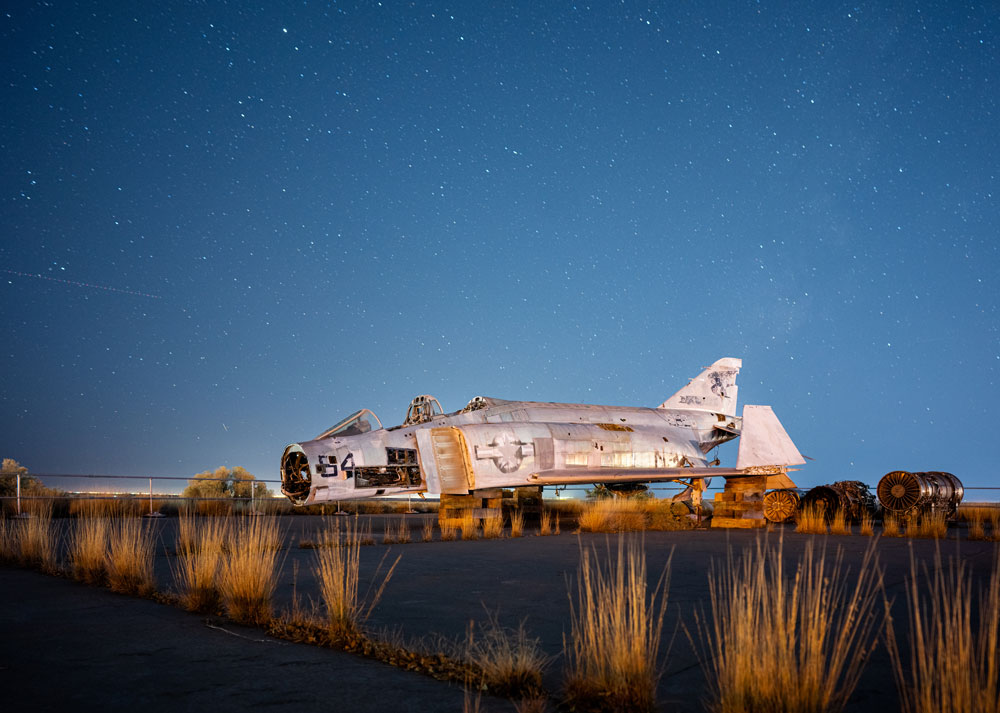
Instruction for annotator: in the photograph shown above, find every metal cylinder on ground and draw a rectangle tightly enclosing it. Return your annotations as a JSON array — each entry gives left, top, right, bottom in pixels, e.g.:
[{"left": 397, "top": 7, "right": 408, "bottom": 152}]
[
  {"left": 763, "top": 488, "right": 801, "bottom": 523},
  {"left": 876, "top": 470, "right": 963, "bottom": 518},
  {"left": 800, "top": 480, "right": 877, "bottom": 522}
]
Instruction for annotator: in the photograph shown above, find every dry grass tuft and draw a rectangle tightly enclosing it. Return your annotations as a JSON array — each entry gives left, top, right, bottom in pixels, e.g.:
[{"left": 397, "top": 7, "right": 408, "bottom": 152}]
[
  {"left": 563, "top": 537, "right": 671, "bottom": 713},
  {"left": 906, "top": 511, "right": 948, "bottom": 539},
  {"left": 174, "top": 516, "right": 230, "bottom": 612},
  {"left": 218, "top": 516, "right": 283, "bottom": 625},
  {"left": 886, "top": 547, "right": 1000, "bottom": 713},
  {"left": 883, "top": 515, "right": 902, "bottom": 537},
  {"left": 421, "top": 517, "right": 435, "bottom": 542},
  {"left": 509, "top": 509, "right": 525, "bottom": 538},
  {"left": 465, "top": 612, "right": 548, "bottom": 698},
  {"left": 15, "top": 503, "right": 59, "bottom": 571},
  {"left": 460, "top": 513, "right": 480, "bottom": 541},
  {"left": 440, "top": 519, "right": 458, "bottom": 541},
  {"left": 795, "top": 504, "right": 828, "bottom": 535},
  {"left": 315, "top": 519, "right": 401, "bottom": 639},
  {"left": 513, "top": 697, "right": 549, "bottom": 713},
  {"left": 539, "top": 509, "right": 554, "bottom": 536},
  {"left": 968, "top": 512, "right": 987, "bottom": 541},
  {"left": 699, "top": 537, "right": 883, "bottom": 713},
  {"left": 0, "top": 519, "right": 15, "bottom": 563},
  {"left": 860, "top": 511, "right": 875, "bottom": 537},
  {"left": 482, "top": 511, "right": 504, "bottom": 539},
  {"left": 70, "top": 516, "right": 109, "bottom": 584},
  {"left": 106, "top": 517, "right": 156, "bottom": 596},
  {"left": 383, "top": 517, "right": 411, "bottom": 545},
  {"left": 830, "top": 509, "right": 851, "bottom": 535}
]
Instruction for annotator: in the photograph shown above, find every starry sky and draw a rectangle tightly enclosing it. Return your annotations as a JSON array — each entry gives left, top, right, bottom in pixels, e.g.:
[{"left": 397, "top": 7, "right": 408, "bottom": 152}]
[{"left": 2, "top": 2, "right": 997, "bottom": 497}]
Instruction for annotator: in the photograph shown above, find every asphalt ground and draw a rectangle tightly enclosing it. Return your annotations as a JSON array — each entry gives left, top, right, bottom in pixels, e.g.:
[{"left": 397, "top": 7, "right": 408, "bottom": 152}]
[{"left": 2, "top": 515, "right": 998, "bottom": 712}]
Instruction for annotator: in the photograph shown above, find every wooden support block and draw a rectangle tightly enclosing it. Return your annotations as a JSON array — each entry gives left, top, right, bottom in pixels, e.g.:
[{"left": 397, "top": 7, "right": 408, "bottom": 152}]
[{"left": 711, "top": 517, "right": 766, "bottom": 529}]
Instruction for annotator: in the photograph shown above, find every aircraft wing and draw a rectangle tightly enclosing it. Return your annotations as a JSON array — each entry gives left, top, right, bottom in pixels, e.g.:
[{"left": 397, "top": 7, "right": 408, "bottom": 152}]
[{"left": 528, "top": 467, "right": 752, "bottom": 485}]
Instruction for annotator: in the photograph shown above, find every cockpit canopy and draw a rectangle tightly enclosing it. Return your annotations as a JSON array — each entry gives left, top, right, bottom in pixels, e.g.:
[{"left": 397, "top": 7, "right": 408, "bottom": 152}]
[{"left": 315, "top": 409, "right": 383, "bottom": 440}]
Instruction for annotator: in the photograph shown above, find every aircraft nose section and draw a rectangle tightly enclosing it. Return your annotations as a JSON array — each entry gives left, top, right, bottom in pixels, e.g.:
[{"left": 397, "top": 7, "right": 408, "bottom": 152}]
[{"left": 280, "top": 444, "right": 312, "bottom": 504}]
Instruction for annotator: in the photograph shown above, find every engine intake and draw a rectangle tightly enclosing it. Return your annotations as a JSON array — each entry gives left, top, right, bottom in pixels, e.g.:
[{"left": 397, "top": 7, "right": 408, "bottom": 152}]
[
  {"left": 281, "top": 444, "right": 312, "bottom": 505},
  {"left": 876, "top": 470, "right": 963, "bottom": 517}
]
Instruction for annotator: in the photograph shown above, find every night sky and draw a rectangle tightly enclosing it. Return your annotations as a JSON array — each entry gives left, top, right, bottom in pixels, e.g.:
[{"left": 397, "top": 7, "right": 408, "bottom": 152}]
[{"left": 2, "top": 2, "right": 997, "bottom": 496}]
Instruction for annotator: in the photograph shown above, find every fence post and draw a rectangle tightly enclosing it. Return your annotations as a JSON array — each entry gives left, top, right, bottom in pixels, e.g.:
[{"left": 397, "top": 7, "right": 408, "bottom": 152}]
[{"left": 16, "top": 471, "right": 21, "bottom": 516}]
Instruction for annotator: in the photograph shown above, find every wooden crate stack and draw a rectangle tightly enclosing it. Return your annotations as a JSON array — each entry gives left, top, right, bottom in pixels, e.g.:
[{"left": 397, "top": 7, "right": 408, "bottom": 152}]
[
  {"left": 711, "top": 476, "right": 768, "bottom": 528},
  {"left": 438, "top": 489, "right": 502, "bottom": 529}
]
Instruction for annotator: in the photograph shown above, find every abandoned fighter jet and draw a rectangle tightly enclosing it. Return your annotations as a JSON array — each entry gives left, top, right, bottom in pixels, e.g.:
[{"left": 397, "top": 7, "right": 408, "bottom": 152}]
[{"left": 279, "top": 358, "right": 805, "bottom": 506}]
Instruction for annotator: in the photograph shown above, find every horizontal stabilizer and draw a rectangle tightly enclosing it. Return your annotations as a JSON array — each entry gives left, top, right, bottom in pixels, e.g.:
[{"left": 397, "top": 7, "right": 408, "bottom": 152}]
[{"left": 736, "top": 405, "right": 805, "bottom": 469}]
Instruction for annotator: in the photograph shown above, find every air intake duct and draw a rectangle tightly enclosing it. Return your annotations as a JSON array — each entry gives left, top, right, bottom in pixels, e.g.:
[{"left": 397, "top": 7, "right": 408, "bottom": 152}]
[{"left": 876, "top": 471, "right": 963, "bottom": 518}]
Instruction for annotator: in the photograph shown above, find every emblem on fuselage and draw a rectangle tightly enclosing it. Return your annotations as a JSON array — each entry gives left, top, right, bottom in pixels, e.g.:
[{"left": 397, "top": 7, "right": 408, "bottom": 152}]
[{"left": 475, "top": 433, "right": 535, "bottom": 473}]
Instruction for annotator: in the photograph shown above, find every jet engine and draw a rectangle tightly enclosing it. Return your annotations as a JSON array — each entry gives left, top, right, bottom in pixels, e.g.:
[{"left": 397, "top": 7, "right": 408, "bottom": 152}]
[
  {"left": 763, "top": 488, "right": 801, "bottom": 523},
  {"left": 876, "top": 471, "right": 963, "bottom": 518},
  {"left": 800, "top": 481, "right": 877, "bottom": 522}
]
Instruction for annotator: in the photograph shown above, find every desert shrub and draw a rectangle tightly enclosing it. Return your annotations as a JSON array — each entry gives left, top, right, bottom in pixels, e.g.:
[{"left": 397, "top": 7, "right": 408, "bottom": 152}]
[
  {"left": 564, "top": 537, "right": 671, "bottom": 713},
  {"left": 422, "top": 518, "right": 435, "bottom": 542},
  {"left": 218, "top": 516, "right": 283, "bottom": 625},
  {"left": 883, "top": 515, "right": 902, "bottom": 537},
  {"left": 887, "top": 547, "right": 1000, "bottom": 713},
  {"left": 106, "top": 517, "right": 156, "bottom": 596},
  {"left": 700, "top": 538, "right": 883, "bottom": 713}
]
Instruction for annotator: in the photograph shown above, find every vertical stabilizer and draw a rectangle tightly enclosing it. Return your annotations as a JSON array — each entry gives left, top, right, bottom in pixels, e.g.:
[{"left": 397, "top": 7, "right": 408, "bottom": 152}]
[
  {"left": 658, "top": 357, "right": 742, "bottom": 414},
  {"left": 736, "top": 405, "right": 805, "bottom": 469}
]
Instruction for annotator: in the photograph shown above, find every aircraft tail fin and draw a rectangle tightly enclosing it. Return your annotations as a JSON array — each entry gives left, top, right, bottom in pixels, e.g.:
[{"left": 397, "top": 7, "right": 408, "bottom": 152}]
[
  {"left": 658, "top": 357, "right": 741, "bottom": 414},
  {"left": 736, "top": 405, "right": 805, "bottom": 469}
]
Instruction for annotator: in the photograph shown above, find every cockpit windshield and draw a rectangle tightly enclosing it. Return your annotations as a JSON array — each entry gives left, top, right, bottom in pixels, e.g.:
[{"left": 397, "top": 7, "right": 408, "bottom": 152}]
[{"left": 315, "top": 408, "right": 383, "bottom": 440}]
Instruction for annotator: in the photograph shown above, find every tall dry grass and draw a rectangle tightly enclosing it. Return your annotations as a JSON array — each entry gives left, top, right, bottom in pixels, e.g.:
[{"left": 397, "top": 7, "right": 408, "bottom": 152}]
[
  {"left": 482, "top": 511, "right": 504, "bottom": 539},
  {"left": 830, "top": 509, "right": 851, "bottom": 535},
  {"left": 698, "top": 538, "right": 883, "bottom": 713},
  {"left": 860, "top": 511, "right": 875, "bottom": 537},
  {"left": 563, "top": 537, "right": 672, "bottom": 713},
  {"left": 383, "top": 517, "right": 411, "bottom": 545},
  {"left": 465, "top": 612, "right": 548, "bottom": 698},
  {"left": 883, "top": 515, "right": 903, "bottom": 537},
  {"left": 421, "top": 517, "right": 435, "bottom": 542},
  {"left": 905, "top": 511, "right": 948, "bottom": 539},
  {"left": 460, "top": 513, "right": 480, "bottom": 541},
  {"left": 174, "top": 516, "right": 231, "bottom": 612},
  {"left": 509, "top": 510, "right": 524, "bottom": 538},
  {"left": 106, "top": 517, "right": 156, "bottom": 596},
  {"left": 796, "top": 504, "right": 828, "bottom": 535},
  {"left": 539, "top": 510, "right": 554, "bottom": 536},
  {"left": 886, "top": 547, "right": 1000, "bottom": 713},
  {"left": 70, "top": 517, "right": 109, "bottom": 584},
  {"left": 440, "top": 519, "right": 458, "bottom": 541},
  {"left": 314, "top": 519, "right": 400, "bottom": 639},
  {"left": 218, "top": 516, "right": 283, "bottom": 625},
  {"left": 969, "top": 512, "right": 987, "bottom": 541},
  {"left": 15, "top": 503, "right": 59, "bottom": 571},
  {"left": 0, "top": 519, "right": 15, "bottom": 563}
]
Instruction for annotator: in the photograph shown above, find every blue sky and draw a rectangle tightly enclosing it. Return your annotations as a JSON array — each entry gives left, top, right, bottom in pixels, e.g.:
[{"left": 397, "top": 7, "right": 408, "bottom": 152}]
[{"left": 2, "top": 2, "right": 997, "bottom": 497}]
